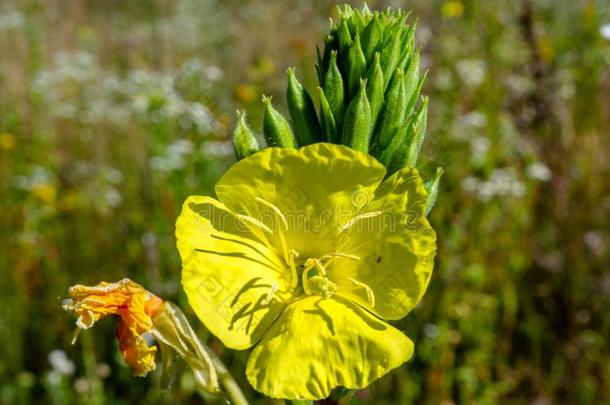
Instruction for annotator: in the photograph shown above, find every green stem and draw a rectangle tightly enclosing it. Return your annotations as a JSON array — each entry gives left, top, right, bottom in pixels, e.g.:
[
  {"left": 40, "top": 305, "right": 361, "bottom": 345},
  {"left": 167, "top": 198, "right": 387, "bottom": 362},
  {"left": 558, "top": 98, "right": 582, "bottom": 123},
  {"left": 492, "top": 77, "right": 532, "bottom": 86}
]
[{"left": 207, "top": 349, "right": 250, "bottom": 405}]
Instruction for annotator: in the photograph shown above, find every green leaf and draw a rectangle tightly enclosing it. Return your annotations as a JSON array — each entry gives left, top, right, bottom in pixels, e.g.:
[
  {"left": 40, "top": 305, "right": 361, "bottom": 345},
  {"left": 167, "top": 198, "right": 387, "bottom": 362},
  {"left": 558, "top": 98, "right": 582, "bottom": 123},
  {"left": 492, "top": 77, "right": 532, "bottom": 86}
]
[
  {"left": 424, "top": 166, "right": 443, "bottom": 216},
  {"left": 232, "top": 111, "right": 259, "bottom": 160},
  {"left": 286, "top": 68, "right": 322, "bottom": 146},
  {"left": 262, "top": 95, "right": 296, "bottom": 148},
  {"left": 341, "top": 79, "right": 371, "bottom": 152}
]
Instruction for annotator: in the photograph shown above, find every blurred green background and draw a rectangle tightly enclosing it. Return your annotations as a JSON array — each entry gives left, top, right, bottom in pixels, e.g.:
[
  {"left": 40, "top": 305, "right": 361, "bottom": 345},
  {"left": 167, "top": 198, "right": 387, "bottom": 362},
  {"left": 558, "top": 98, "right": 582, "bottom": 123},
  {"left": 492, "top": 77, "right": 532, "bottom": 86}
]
[{"left": 1, "top": 0, "right": 609, "bottom": 403}]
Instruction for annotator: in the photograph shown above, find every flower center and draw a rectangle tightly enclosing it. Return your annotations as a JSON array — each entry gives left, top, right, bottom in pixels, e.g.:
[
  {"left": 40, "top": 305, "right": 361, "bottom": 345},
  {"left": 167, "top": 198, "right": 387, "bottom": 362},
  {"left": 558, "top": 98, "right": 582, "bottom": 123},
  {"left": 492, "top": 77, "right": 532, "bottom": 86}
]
[{"left": 237, "top": 197, "right": 377, "bottom": 304}]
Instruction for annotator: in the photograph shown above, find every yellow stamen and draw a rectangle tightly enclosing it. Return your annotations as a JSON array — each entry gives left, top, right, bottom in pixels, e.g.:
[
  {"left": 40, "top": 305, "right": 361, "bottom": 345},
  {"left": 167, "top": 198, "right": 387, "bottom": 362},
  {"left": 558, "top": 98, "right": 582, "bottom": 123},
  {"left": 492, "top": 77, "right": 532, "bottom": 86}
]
[
  {"left": 255, "top": 197, "right": 288, "bottom": 230},
  {"left": 320, "top": 252, "right": 361, "bottom": 262},
  {"left": 347, "top": 277, "right": 376, "bottom": 307},
  {"left": 302, "top": 264, "right": 314, "bottom": 295},
  {"left": 288, "top": 249, "right": 299, "bottom": 288},
  {"left": 339, "top": 211, "right": 382, "bottom": 233},
  {"left": 236, "top": 213, "right": 273, "bottom": 234}
]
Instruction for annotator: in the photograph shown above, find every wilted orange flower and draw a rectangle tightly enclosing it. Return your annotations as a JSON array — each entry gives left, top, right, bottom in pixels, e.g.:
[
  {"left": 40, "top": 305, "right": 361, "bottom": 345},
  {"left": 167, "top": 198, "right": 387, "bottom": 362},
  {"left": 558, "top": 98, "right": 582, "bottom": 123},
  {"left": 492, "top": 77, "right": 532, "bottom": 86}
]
[{"left": 64, "top": 278, "right": 164, "bottom": 376}]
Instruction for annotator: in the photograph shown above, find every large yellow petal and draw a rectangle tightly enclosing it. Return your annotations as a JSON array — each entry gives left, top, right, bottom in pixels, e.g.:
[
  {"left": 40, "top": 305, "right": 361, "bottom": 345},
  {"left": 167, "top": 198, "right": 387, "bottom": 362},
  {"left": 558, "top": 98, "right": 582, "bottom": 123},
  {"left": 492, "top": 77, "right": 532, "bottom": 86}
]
[
  {"left": 215, "top": 143, "right": 386, "bottom": 259},
  {"left": 329, "top": 168, "right": 437, "bottom": 320},
  {"left": 176, "top": 196, "right": 291, "bottom": 350},
  {"left": 246, "top": 296, "right": 413, "bottom": 400}
]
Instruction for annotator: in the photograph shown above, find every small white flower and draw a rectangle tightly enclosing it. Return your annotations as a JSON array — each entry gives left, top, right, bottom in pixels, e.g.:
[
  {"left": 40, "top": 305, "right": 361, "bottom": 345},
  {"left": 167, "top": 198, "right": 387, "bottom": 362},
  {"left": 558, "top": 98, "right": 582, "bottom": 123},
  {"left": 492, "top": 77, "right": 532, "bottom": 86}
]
[
  {"left": 600, "top": 23, "right": 610, "bottom": 40},
  {"left": 48, "top": 350, "right": 75, "bottom": 375},
  {"left": 456, "top": 59, "right": 487, "bottom": 87},
  {"left": 526, "top": 162, "right": 552, "bottom": 182}
]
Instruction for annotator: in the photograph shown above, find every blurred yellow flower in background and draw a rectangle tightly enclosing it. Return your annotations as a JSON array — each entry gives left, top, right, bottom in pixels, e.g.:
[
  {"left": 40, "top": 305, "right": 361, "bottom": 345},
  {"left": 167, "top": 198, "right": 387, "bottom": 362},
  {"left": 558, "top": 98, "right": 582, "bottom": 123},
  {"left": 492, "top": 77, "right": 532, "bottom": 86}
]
[
  {"left": 31, "top": 184, "right": 57, "bottom": 205},
  {"left": 234, "top": 83, "right": 257, "bottom": 104},
  {"left": 0, "top": 133, "right": 16, "bottom": 150},
  {"left": 441, "top": 1, "right": 464, "bottom": 18}
]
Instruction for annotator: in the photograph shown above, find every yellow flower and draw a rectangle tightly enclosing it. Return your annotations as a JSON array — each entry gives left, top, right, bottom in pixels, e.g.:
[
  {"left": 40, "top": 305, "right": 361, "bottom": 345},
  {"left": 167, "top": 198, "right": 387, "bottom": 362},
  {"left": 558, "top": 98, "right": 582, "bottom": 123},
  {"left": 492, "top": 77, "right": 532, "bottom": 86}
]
[
  {"left": 0, "top": 133, "right": 16, "bottom": 150},
  {"left": 31, "top": 183, "right": 57, "bottom": 204},
  {"left": 234, "top": 83, "right": 257, "bottom": 104},
  {"left": 176, "top": 143, "right": 437, "bottom": 399},
  {"left": 64, "top": 278, "right": 164, "bottom": 376},
  {"left": 441, "top": 1, "right": 464, "bottom": 18}
]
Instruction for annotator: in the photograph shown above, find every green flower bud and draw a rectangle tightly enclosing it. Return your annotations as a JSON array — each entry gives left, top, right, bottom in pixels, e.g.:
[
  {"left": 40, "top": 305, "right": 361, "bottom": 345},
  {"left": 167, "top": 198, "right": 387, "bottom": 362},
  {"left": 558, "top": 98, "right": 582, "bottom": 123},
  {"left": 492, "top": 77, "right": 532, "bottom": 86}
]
[
  {"left": 380, "top": 18, "right": 406, "bottom": 88},
  {"left": 403, "top": 52, "right": 422, "bottom": 114},
  {"left": 376, "top": 70, "right": 407, "bottom": 150},
  {"left": 366, "top": 52, "right": 384, "bottom": 127},
  {"left": 347, "top": 34, "right": 367, "bottom": 98},
  {"left": 361, "top": 13, "right": 382, "bottom": 63},
  {"left": 323, "top": 51, "right": 346, "bottom": 132},
  {"left": 262, "top": 95, "right": 296, "bottom": 148},
  {"left": 379, "top": 97, "right": 428, "bottom": 174},
  {"left": 424, "top": 167, "right": 443, "bottom": 216},
  {"left": 338, "top": 19, "right": 352, "bottom": 60},
  {"left": 286, "top": 68, "right": 322, "bottom": 146},
  {"left": 318, "top": 87, "right": 338, "bottom": 142},
  {"left": 403, "top": 97, "right": 428, "bottom": 167},
  {"left": 342, "top": 80, "right": 371, "bottom": 152},
  {"left": 232, "top": 111, "right": 260, "bottom": 160}
]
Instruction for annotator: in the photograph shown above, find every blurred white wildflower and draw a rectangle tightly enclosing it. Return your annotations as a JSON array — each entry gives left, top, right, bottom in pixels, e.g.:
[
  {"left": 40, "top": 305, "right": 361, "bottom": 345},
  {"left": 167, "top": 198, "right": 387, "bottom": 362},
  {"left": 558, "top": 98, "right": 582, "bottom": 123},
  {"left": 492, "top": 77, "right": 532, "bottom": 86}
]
[
  {"left": 0, "top": 10, "right": 24, "bottom": 31},
  {"left": 96, "top": 363, "right": 112, "bottom": 378},
  {"left": 584, "top": 231, "right": 606, "bottom": 257},
  {"left": 33, "top": 52, "right": 218, "bottom": 132},
  {"left": 451, "top": 111, "right": 487, "bottom": 142},
  {"left": 434, "top": 67, "right": 454, "bottom": 90},
  {"left": 423, "top": 323, "right": 439, "bottom": 339},
  {"left": 73, "top": 378, "right": 90, "bottom": 393},
  {"left": 600, "top": 23, "right": 610, "bottom": 40},
  {"left": 461, "top": 111, "right": 487, "bottom": 129},
  {"left": 103, "top": 187, "right": 123, "bottom": 208},
  {"left": 151, "top": 139, "right": 194, "bottom": 173},
  {"left": 456, "top": 59, "right": 487, "bottom": 87},
  {"left": 46, "top": 371, "right": 63, "bottom": 386},
  {"left": 200, "top": 140, "right": 234, "bottom": 159},
  {"left": 461, "top": 168, "right": 525, "bottom": 201},
  {"left": 469, "top": 135, "right": 491, "bottom": 165},
  {"left": 48, "top": 350, "right": 75, "bottom": 375},
  {"left": 13, "top": 166, "right": 54, "bottom": 190},
  {"left": 504, "top": 74, "right": 534, "bottom": 97},
  {"left": 526, "top": 162, "right": 552, "bottom": 182},
  {"left": 204, "top": 65, "right": 224, "bottom": 82}
]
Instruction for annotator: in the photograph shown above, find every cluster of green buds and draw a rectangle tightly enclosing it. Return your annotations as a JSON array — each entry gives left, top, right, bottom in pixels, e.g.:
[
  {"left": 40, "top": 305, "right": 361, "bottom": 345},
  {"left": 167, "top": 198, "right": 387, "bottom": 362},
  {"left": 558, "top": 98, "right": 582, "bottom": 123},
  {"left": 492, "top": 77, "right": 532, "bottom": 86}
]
[{"left": 233, "top": 5, "right": 442, "bottom": 214}]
